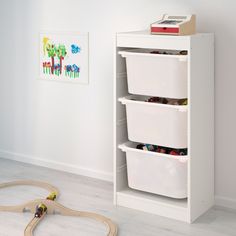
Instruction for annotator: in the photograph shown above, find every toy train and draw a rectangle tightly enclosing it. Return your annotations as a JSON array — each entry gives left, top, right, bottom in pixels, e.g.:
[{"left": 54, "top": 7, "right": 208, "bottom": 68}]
[
  {"left": 46, "top": 192, "right": 57, "bottom": 201},
  {"left": 35, "top": 204, "right": 47, "bottom": 218}
]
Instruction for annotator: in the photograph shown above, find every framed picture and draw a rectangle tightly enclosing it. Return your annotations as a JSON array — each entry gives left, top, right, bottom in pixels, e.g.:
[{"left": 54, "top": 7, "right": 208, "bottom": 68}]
[{"left": 39, "top": 32, "right": 89, "bottom": 84}]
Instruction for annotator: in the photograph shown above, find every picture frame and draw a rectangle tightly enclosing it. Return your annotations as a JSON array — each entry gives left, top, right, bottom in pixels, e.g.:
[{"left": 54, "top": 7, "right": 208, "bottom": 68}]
[{"left": 39, "top": 31, "right": 89, "bottom": 84}]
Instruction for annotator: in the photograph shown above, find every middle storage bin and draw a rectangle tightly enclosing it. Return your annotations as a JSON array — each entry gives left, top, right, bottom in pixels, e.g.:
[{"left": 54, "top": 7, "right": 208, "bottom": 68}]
[{"left": 119, "top": 95, "right": 188, "bottom": 148}]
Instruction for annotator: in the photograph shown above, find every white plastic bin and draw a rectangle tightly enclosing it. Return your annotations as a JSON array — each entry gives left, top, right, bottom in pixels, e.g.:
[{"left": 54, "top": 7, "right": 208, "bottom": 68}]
[
  {"left": 119, "top": 95, "right": 187, "bottom": 148},
  {"left": 119, "top": 142, "right": 188, "bottom": 199},
  {"left": 119, "top": 49, "right": 188, "bottom": 98}
]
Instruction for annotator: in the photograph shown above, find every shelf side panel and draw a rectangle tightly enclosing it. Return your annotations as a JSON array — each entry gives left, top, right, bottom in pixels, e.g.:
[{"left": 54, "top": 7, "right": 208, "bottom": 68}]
[
  {"left": 114, "top": 46, "right": 129, "bottom": 203},
  {"left": 189, "top": 34, "right": 214, "bottom": 222}
]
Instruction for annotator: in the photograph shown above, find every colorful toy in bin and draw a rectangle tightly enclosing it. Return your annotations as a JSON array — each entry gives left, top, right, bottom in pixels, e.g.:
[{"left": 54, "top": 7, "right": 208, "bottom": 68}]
[
  {"left": 150, "top": 50, "right": 188, "bottom": 55},
  {"left": 136, "top": 144, "right": 145, "bottom": 150},
  {"left": 136, "top": 143, "right": 187, "bottom": 156},
  {"left": 143, "top": 144, "right": 156, "bottom": 151},
  {"left": 181, "top": 99, "right": 188, "bottom": 105},
  {"left": 169, "top": 150, "right": 179, "bottom": 156},
  {"left": 179, "top": 50, "right": 188, "bottom": 55},
  {"left": 157, "top": 147, "right": 167, "bottom": 154},
  {"left": 147, "top": 97, "right": 168, "bottom": 104},
  {"left": 146, "top": 97, "right": 187, "bottom": 105}
]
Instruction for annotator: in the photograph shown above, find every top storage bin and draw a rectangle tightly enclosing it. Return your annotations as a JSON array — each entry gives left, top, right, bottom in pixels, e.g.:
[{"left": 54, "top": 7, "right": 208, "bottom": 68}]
[{"left": 119, "top": 49, "right": 188, "bottom": 99}]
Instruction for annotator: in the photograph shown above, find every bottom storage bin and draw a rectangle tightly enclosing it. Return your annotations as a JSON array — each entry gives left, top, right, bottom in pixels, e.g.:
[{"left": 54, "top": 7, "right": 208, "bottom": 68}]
[{"left": 119, "top": 142, "right": 188, "bottom": 199}]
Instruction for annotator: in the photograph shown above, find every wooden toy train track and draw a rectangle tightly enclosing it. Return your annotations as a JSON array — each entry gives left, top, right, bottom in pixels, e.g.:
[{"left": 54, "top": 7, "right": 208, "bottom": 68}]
[{"left": 0, "top": 180, "right": 118, "bottom": 236}]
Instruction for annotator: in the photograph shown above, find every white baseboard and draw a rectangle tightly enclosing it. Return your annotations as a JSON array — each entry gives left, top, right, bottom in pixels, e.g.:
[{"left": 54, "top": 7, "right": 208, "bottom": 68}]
[
  {"left": 0, "top": 149, "right": 113, "bottom": 182},
  {"left": 215, "top": 195, "right": 236, "bottom": 210}
]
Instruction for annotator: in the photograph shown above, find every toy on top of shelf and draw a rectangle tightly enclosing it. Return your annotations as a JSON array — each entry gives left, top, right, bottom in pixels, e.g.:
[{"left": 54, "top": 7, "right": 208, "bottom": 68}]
[{"left": 151, "top": 14, "right": 196, "bottom": 36}]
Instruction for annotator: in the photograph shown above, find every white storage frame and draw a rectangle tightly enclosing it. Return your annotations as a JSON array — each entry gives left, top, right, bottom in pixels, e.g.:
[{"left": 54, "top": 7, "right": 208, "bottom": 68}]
[{"left": 113, "top": 31, "right": 214, "bottom": 223}]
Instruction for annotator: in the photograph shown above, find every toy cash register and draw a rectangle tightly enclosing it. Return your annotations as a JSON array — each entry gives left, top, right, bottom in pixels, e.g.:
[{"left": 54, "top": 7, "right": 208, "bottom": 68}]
[{"left": 151, "top": 14, "right": 196, "bottom": 36}]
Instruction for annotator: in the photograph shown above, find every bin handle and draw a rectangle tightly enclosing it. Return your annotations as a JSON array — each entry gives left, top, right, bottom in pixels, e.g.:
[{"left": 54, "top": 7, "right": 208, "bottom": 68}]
[
  {"left": 119, "top": 96, "right": 188, "bottom": 111},
  {"left": 118, "top": 142, "right": 189, "bottom": 161},
  {"left": 118, "top": 143, "right": 127, "bottom": 152},
  {"left": 118, "top": 51, "right": 127, "bottom": 58},
  {"left": 118, "top": 97, "right": 129, "bottom": 105},
  {"left": 118, "top": 50, "right": 188, "bottom": 60}
]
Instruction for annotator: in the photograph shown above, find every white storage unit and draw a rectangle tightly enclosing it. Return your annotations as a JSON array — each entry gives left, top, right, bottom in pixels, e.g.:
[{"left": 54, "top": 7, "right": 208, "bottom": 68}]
[
  {"left": 119, "top": 49, "right": 188, "bottom": 98},
  {"left": 114, "top": 31, "right": 214, "bottom": 223},
  {"left": 119, "top": 95, "right": 187, "bottom": 148},
  {"left": 119, "top": 142, "right": 188, "bottom": 199}
]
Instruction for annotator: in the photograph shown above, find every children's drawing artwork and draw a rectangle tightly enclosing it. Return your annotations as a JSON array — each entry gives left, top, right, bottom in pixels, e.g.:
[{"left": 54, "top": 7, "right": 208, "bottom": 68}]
[{"left": 39, "top": 32, "right": 89, "bottom": 83}]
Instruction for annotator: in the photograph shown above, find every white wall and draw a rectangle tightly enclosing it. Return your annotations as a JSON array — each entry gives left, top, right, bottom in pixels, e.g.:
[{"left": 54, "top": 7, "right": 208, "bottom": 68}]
[{"left": 0, "top": 0, "right": 236, "bottom": 208}]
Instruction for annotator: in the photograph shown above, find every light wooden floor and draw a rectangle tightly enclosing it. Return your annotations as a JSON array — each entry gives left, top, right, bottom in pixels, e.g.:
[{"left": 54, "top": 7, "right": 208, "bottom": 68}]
[{"left": 0, "top": 158, "right": 235, "bottom": 236}]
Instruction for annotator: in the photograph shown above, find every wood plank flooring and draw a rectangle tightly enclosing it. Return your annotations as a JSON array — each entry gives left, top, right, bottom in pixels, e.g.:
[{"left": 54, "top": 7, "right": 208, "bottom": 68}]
[{"left": 0, "top": 158, "right": 235, "bottom": 236}]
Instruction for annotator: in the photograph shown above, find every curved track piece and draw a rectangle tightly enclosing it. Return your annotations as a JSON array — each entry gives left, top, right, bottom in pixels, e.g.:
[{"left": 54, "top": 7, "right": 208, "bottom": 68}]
[
  {"left": 24, "top": 213, "right": 46, "bottom": 236},
  {"left": 0, "top": 180, "right": 60, "bottom": 194},
  {"left": 0, "top": 180, "right": 59, "bottom": 212},
  {"left": 23, "top": 200, "right": 118, "bottom": 236},
  {"left": 0, "top": 180, "right": 118, "bottom": 236}
]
